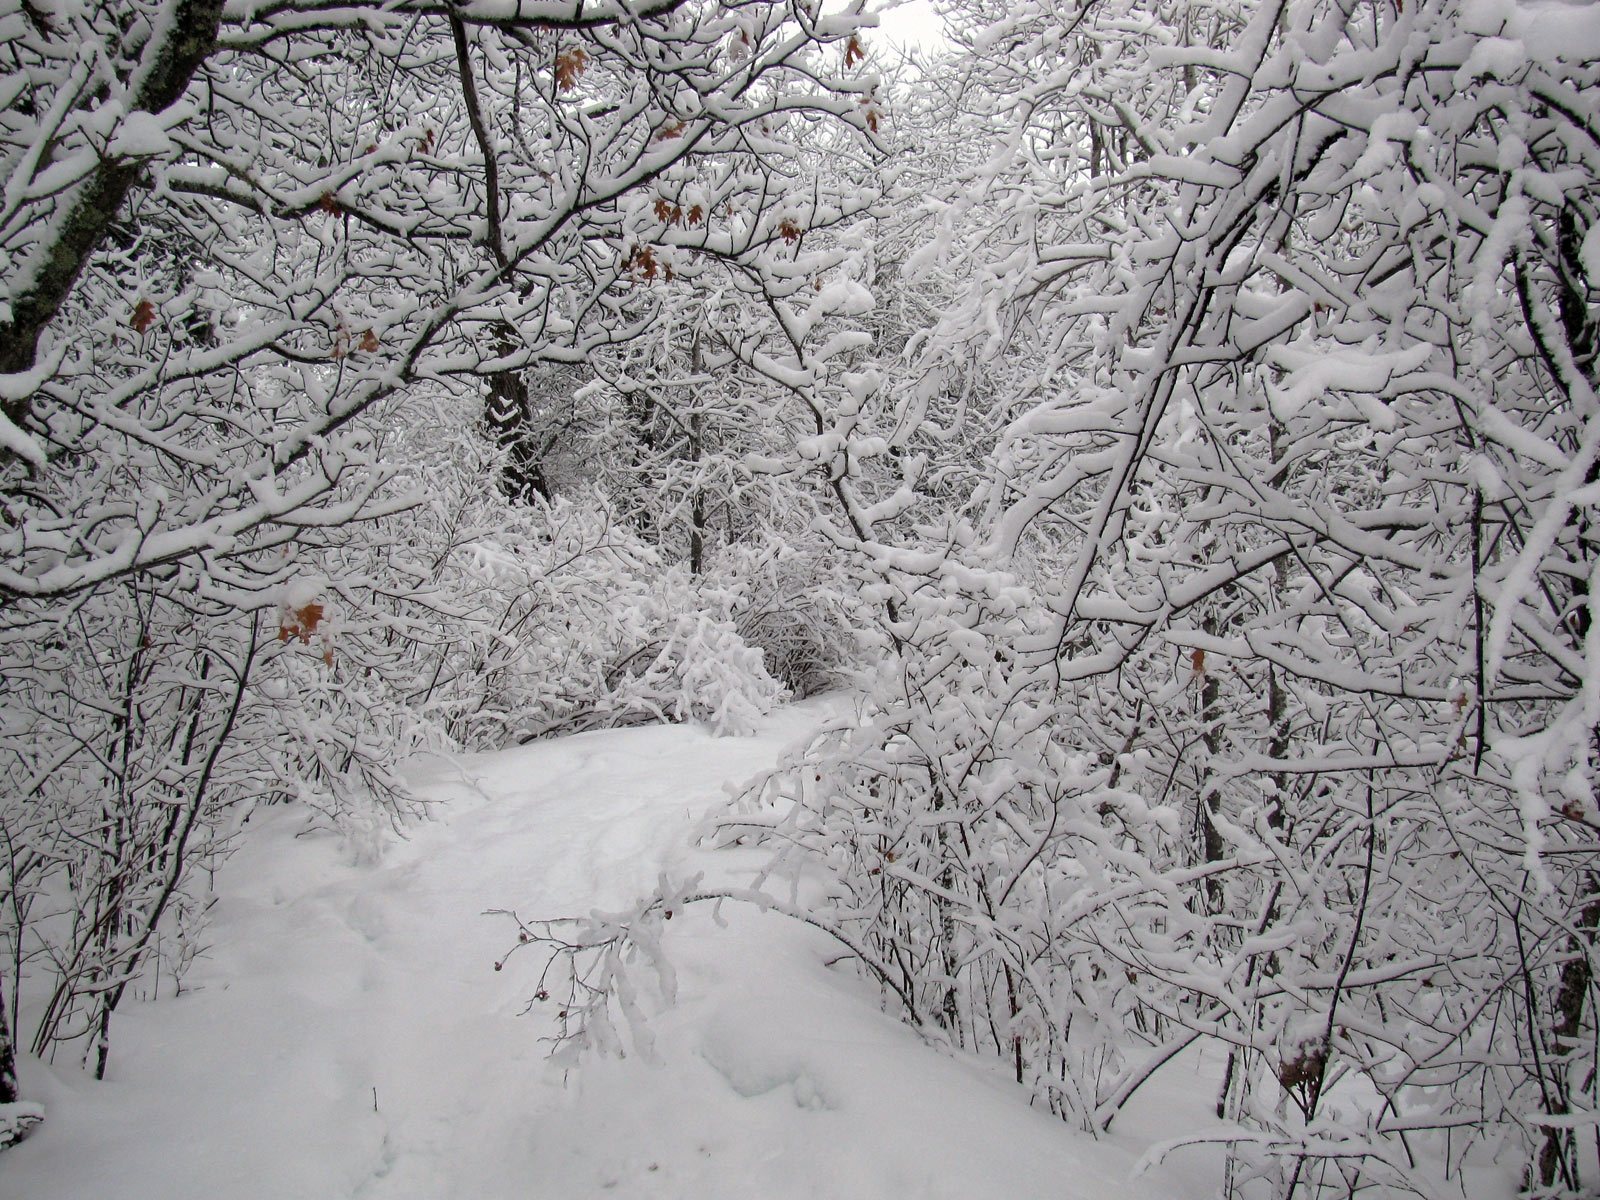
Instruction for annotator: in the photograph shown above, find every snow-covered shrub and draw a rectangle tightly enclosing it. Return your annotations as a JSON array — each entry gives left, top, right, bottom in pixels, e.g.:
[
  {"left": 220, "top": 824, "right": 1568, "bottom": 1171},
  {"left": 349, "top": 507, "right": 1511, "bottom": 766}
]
[
  {"left": 719, "top": 537, "right": 864, "bottom": 699},
  {"left": 717, "top": 0, "right": 1600, "bottom": 1196},
  {"left": 605, "top": 595, "right": 785, "bottom": 737},
  {"left": 0, "top": 572, "right": 271, "bottom": 1078},
  {"left": 722, "top": 571, "right": 1175, "bottom": 1128},
  {"left": 416, "top": 508, "right": 786, "bottom": 742}
]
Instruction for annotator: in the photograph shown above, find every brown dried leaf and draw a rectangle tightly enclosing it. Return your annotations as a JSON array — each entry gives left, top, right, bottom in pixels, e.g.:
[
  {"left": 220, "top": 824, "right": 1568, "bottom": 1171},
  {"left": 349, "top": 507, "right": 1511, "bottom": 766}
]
[
  {"left": 859, "top": 95, "right": 883, "bottom": 134},
  {"left": 279, "top": 602, "right": 326, "bottom": 644},
  {"left": 279, "top": 601, "right": 326, "bottom": 645},
  {"left": 555, "top": 48, "right": 588, "bottom": 91},
  {"left": 626, "top": 244, "right": 660, "bottom": 282},
  {"left": 1277, "top": 1045, "right": 1327, "bottom": 1092}
]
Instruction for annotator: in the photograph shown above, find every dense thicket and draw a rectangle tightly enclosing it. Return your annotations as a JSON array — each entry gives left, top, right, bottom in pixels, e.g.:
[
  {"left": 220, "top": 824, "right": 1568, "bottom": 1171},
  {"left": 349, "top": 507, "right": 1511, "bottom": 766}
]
[
  {"left": 718, "top": 1, "right": 1600, "bottom": 1195},
  {"left": 5, "top": 0, "right": 1600, "bottom": 1196},
  {"left": 0, "top": 0, "right": 876, "bottom": 1110},
  {"left": 529, "top": 1, "right": 1600, "bottom": 1196}
]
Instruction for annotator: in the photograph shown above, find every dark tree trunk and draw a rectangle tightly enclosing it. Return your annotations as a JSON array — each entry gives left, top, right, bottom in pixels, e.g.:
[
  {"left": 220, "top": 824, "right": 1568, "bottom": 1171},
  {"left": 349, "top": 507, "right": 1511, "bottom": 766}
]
[
  {"left": 1197, "top": 615, "right": 1227, "bottom": 912},
  {"left": 450, "top": 25, "right": 551, "bottom": 509},
  {"left": 1537, "top": 886, "right": 1600, "bottom": 1192},
  {"left": 482, "top": 359, "right": 552, "bottom": 507},
  {"left": 0, "top": 968, "right": 18, "bottom": 1105},
  {"left": 686, "top": 336, "right": 708, "bottom": 572},
  {"left": 0, "top": 0, "right": 223, "bottom": 404},
  {"left": 688, "top": 409, "right": 705, "bottom": 574}
]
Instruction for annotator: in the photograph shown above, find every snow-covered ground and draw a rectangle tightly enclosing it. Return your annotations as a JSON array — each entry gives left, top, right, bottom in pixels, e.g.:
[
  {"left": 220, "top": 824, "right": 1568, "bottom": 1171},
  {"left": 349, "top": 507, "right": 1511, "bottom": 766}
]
[{"left": 4, "top": 698, "right": 1215, "bottom": 1199}]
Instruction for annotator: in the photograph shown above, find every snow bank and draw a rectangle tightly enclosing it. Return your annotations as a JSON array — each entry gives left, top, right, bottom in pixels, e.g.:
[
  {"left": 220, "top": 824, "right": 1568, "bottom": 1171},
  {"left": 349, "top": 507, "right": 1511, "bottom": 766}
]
[{"left": 4, "top": 699, "right": 1207, "bottom": 1199}]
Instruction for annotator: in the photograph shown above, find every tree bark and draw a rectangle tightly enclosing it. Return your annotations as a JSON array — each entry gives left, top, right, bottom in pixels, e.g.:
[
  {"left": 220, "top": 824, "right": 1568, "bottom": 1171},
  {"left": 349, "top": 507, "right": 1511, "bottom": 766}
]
[
  {"left": 0, "top": 968, "right": 17, "bottom": 1105},
  {"left": 482, "top": 354, "right": 552, "bottom": 506},
  {"left": 0, "top": 0, "right": 224, "bottom": 398},
  {"left": 1538, "top": 885, "right": 1600, "bottom": 1191}
]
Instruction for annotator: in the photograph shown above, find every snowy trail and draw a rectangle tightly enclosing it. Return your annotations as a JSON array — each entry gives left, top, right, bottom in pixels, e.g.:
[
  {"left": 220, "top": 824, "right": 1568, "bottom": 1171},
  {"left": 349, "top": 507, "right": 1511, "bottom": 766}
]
[{"left": 4, "top": 700, "right": 1206, "bottom": 1200}]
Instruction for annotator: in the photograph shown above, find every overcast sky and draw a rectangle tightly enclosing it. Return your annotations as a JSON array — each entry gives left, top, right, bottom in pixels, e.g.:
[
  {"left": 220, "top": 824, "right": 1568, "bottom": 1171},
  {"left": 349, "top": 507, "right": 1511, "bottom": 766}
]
[{"left": 871, "top": 0, "right": 948, "bottom": 51}]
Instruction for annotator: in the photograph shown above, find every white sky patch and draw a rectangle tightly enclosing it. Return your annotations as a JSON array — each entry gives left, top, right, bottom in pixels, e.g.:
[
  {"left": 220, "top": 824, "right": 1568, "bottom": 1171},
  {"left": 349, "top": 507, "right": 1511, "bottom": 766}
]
[{"left": 872, "top": 0, "right": 949, "bottom": 50}]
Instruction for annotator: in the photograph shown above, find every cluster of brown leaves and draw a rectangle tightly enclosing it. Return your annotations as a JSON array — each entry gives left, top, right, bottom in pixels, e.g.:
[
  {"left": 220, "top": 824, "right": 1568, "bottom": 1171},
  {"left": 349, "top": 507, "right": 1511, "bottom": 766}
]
[
  {"left": 318, "top": 191, "right": 343, "bottom": 216},
  {"left": 1277, "top": 1043, "right": 1328, "bottom": 1093},
  {"left": 625, "top": 244, "right": 674, "bottom": 283},
  {"left": 279, "top": 601, "right": 323, "bottom": 644},
  {"left": 844, "top": 35, "right": 865, "bottom": 66},
  {"left": 555, "top": 47, "right": 588, "bottom": 91},
  {"left": 777, "top": 218, "right": 802, "bottom": 244},
  {"left": 279, "top": 601, "right": 335, "bottom": 666},
  {"left": 652, "top": 197, "right": 704, "bottom": 226},
  {"left": 859, "top": 95, "right": 881, "bottom": 134},
  {"left": 130, "top": 299, "right": 157, "bottom": 334},
  {"left": 651, "top": 120, "right": 686, "bottom": 144},
  {"left": 330, "top": 322, "right": 381, "bottom": 359}
]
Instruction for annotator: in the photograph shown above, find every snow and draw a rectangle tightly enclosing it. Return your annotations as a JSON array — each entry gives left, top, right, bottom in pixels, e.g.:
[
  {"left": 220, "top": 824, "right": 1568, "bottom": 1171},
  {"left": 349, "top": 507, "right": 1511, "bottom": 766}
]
[
  {"left": 3, "top": 699, "right": 1207, "bottom": 1200},
  {"left": 871, "top": 0, "right": 947, "bottom": 52},
  {"left": 105, "top": 112, "right": 177, "bottom": 159},
  {"left": 1451, "top": 0, "right": 1600, "bottom": 81},
  {"left": 0, "top": 406, "right": 45, "bottom": 467}
]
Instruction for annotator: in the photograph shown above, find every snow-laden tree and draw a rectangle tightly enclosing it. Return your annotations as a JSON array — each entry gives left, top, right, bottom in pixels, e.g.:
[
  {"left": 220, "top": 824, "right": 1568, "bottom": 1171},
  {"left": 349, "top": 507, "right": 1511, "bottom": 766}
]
[
  {"left": 0, "top": 0, "right": 877, "bottom": 1100},
  {"left": 572, "top": 106, "right": 898, "bottom": 694},
  {"left": 704, "top": 0, "right": 1600, "bottom": 1195}
]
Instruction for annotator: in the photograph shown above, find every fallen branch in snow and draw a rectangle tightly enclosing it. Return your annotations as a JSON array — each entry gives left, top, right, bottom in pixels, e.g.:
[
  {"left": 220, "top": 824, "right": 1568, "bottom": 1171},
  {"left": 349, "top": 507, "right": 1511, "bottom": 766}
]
[
  {"left": 491, "top": 877, "right": 923, "bottom": 1064},
  {"left": 1132, "top": 1120, "right": 1467, "bottom": 1199},
  {"left": 0, "top": 1102, "right": 44, "bottom": 1152}
]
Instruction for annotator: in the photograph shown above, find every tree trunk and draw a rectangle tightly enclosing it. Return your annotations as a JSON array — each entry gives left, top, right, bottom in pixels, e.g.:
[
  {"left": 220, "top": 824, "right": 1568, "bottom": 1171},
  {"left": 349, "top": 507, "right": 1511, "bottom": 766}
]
[
  {"left": 1537, "top": 885, "right": 1600, "bottom": 1192},
  {"left": 482, "top": 352, "right": 552, "bottom": 506},
  {"left": 1197, "top": 614, "right": 1227, "bottom": 912},
  {"left": 0, "top": 0, "right": 223, "bottom": 395},
  {"left": 688, "top": 409, "right": 706, "bottom": 574},
  {"left": 0, "top": 968, "right": 18, "bottom": 1105}
]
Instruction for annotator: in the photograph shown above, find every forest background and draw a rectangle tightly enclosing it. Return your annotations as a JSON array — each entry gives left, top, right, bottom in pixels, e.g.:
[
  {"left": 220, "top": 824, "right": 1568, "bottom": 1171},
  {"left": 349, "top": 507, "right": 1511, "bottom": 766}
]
[{"left": 1, "top": 0, "right": 1597, "bottom": 1195}]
